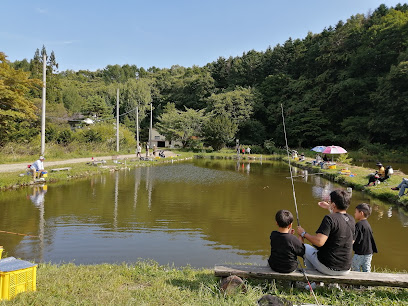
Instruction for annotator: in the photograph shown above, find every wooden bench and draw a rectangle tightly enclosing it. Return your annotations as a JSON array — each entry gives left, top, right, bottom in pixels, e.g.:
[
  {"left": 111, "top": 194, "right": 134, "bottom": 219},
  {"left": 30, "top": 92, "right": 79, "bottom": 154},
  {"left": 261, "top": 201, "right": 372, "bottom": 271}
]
[
  {"left": 50, "top": 167, "right": 71, "bottom": 172},
  {"left": 86, "top": 160, "right": 106, "bottom": 166},
  {"left": 214, "top": 264, "right": 408, "bottom": 288}
]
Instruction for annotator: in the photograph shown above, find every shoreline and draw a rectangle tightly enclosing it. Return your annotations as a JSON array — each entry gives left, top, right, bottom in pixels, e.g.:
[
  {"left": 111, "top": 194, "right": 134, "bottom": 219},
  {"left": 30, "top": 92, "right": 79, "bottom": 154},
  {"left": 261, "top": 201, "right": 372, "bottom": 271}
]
[
  {"left": 195, "top": 153, "right": 408, "bottom": 207},
  {"left": 0, "top": 151, "right": 193, "bottom": 190},
  {"left": 1, "top": 152, "right": 407, "bottom": 207}
]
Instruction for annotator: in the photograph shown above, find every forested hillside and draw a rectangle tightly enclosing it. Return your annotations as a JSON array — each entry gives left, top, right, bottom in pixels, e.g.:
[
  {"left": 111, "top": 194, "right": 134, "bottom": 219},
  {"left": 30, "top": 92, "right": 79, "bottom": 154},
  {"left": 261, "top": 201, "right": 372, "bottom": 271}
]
[{"left": 2, "top": 4, "right": 408, "bottom": 153}]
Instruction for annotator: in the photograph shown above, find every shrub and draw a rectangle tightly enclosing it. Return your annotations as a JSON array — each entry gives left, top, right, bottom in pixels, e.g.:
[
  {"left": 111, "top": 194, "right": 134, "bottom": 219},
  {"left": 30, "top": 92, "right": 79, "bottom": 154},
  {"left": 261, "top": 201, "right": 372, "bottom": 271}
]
[
  {"left": 264, "top": 139, "right": 277, "bottom": 154},
  {"left": 247, "top": 145, "right": 263, "bottom": 154},
  {"left": 57, "top": 129, "right": 73, "bottom": 145}
]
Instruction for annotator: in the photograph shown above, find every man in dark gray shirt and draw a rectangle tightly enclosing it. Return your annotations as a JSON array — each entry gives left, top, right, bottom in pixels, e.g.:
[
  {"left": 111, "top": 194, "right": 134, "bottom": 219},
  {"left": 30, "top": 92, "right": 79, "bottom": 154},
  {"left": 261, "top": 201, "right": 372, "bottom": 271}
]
[{"left": 297, "top": 189, "right": 355, "bottom": 275}]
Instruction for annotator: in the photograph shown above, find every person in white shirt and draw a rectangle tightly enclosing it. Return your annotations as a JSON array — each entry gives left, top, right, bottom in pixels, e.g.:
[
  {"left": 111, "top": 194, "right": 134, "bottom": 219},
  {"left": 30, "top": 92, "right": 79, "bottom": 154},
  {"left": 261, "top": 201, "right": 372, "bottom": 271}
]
[
  {"left": 136, "top": 144, "right": 142, "bottom": 158},
  {"left": 246, "top": 147, "right": 251, "bottom": 154},
  {"left": 30, "top": 156, "right": 45, "bottom": 179}
]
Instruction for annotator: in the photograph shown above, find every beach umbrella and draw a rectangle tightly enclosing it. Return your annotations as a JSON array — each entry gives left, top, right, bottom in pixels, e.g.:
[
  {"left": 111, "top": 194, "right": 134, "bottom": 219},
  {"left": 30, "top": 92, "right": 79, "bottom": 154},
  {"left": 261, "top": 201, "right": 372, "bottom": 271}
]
[
  {"left": 322, "top": 145, "right": 347, "bottom": 154},
  {"left": 311, "top": 146, "right": 326, "bottom": 153},
  {"left": 322, "top": 145, "right": 347, "bottom": 162}
]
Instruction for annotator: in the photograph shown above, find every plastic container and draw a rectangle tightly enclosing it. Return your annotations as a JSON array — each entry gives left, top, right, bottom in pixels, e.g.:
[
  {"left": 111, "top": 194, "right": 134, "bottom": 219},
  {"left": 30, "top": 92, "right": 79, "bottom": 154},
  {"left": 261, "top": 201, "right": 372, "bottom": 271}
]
[
  {"left": 329, "top": 165, "right": 336, "bottom": 169},
  {"left": 41, "top": 171, "right": 48, "bottom": 178},
  {"left": 0, "top": 257, "right": 37, "bottom": 300},
  {"left": 0, "top": 248, "right": 2, "bottom": 259}
]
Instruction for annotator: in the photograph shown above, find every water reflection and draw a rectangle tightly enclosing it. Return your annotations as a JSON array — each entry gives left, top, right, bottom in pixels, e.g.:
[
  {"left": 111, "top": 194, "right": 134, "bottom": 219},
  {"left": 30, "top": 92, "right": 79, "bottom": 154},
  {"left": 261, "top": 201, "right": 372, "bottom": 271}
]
[
  {"left": 0, "top": 160, "right": 407, "bottom": 270},
  {"left": 29, "top": 185, "right": 47, "bottom": 207},
  {"left": 28, "top": 184, "right": 47, "bottom": 262}
]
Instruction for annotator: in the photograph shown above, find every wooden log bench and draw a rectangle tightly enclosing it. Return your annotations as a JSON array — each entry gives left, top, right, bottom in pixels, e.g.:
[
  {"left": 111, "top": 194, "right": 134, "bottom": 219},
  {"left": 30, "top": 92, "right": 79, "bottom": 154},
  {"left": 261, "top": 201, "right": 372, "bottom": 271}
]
[
  {"left": 50, "top": 167, "right": 71, "bottom": 172},
  {"left": 214, "top": 264, "right": 408, "bottom": 288}
]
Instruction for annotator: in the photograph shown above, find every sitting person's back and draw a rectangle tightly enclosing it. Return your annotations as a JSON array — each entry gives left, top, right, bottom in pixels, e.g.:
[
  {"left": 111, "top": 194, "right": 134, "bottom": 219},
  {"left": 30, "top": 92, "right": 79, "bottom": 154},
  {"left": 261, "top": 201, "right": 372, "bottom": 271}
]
[{"left": 268, "top": 210, "right": 305, "bottom": 273}]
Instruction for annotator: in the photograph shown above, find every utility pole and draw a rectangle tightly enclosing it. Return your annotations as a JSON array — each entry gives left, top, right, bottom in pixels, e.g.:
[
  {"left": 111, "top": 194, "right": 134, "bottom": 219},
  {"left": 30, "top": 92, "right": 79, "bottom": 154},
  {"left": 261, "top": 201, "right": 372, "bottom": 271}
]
[
  {"left": 136, "top": 105, "right": 139, "bottom": 148},
  {"left": 149, "top": 103, "right": 152, "bottom": 148},
  {"left": 41, "top": 53, "right": 46, "bottom": 156},
  {"left": 116, "top": 88, "right": 119, "bottom": 152}
]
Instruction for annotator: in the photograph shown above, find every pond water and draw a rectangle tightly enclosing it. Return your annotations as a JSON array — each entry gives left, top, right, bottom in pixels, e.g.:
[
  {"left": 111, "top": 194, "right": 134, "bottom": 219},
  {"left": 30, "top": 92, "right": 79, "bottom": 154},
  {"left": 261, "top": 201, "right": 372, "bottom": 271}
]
[{"left": 0, "top": 159, "right": 407, "bottom": 270}]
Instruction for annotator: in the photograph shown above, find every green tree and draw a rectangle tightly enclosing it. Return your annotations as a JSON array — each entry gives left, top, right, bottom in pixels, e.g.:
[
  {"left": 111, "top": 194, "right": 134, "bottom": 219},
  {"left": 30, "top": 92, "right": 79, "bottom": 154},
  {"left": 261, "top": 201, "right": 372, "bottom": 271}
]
[
  {"left": 121, "top": 78, "right": 152, "bottom": 127},
  {"left": 81, "top": 95, "right": 112, "bottom": 119},
  {"left": 29, "top": 48, "right": 42, "bottom": 79},
  {"left": 0, "top": 52, "right": 41, "bottom": 144},
  {"left": 203, "top": 115, "right": 238, "bottom": 151},
  {"left": 206, "top": 87, "right": 254, "bottom": 124},
  {"left": 156, "top": 103, "right": 208, "bottom": 147}
]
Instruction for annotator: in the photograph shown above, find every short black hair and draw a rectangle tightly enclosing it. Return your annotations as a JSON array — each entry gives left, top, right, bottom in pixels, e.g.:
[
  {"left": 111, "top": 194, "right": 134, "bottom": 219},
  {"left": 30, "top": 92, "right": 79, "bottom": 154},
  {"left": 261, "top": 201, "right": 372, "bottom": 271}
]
[
  {"left": 330, "top": 189, "right": 350, "bottom": 210},
  {"left": 275, "top": 210, "right": 294, "bottom": 228},
  {"left": 356, "top": 203, "right": 372, "bottom": 218}
]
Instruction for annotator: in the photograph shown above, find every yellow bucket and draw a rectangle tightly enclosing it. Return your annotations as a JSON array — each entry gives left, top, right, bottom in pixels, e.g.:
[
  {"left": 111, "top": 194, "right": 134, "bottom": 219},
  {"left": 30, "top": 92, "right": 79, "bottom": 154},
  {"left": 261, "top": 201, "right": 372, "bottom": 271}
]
[
  {"left": 0, "top": 247, "right": 3, "bottom": 259},
  {"left": 329, "top": 165, "right": 336, "bottom": 169}
]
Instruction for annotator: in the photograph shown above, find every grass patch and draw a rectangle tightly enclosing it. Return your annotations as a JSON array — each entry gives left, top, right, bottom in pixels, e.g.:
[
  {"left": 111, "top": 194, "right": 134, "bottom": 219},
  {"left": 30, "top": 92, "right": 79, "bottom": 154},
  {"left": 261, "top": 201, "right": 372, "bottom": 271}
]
[
  {"left": 0, "top": 152, "right": 192, "bottom": 190},
  {"left": 2, "top": 261, "right": 407, "bottom": 305}
]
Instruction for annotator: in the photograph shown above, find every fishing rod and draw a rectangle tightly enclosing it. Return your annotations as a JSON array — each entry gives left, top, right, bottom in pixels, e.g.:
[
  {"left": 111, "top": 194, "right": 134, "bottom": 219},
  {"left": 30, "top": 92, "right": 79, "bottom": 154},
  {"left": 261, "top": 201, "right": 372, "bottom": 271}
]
[
  {"left": 0, "top": 230, "right": 39, "bottom": 238},
  {"left": 286, "top": 173, "right": 324, "bottom": 179},
  {"left": 281, "top": 104, "right": 319, "bottom": 305}
]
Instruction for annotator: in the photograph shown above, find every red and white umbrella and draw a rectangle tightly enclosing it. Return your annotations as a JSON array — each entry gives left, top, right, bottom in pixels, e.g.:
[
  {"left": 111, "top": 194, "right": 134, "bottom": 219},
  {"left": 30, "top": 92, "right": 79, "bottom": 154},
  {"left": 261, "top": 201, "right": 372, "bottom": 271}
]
[{"left": 322, "top": 145, "right": 347, "bottom": 154}]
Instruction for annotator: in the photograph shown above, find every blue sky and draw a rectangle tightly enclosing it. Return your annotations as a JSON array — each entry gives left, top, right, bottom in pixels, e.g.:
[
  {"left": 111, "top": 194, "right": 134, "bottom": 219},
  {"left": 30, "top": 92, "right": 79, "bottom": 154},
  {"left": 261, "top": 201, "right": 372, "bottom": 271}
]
[{"left": 1, "top": 0, "right": 404, "bottom": 71}]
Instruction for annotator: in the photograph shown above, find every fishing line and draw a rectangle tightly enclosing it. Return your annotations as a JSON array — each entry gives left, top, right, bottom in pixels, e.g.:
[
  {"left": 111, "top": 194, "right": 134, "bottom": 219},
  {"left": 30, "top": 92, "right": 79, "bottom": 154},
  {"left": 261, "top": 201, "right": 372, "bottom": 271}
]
[
  {"left": 280, "top": 104, "right": 319, "bottom": 305},
  {"left": 280, "top": 104, "right": 300, "bottom": 227},
  {"left": 0, "top": 230, "right": 38, "bottom": 238}
]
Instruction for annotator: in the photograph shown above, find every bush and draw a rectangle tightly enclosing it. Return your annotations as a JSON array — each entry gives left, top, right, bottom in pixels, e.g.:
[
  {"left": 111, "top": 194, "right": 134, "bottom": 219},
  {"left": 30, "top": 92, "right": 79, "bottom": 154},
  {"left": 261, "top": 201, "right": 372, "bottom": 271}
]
[
  {"left": 57, "top": 129, "right": 73, "bottom": 145},
  {"left": 264, "top": 139, "right": 277, "bottom": 154},
  {"left": 336, "top": 153, "right": 353, "bottom": 165},
  {"left": 247, "top": 145, "right": 263, "bottom": 154},
  {"left": 45, "top": 124, "right": 58, "bottom": 142}
]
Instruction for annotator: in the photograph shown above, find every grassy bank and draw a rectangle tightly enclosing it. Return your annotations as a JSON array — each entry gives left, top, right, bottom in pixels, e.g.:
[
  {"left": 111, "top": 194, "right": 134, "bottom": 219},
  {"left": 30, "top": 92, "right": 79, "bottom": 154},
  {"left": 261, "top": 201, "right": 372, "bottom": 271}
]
[
  {"left": 287, "top": 157, "right": 408, "bottom": 207},
  {"left": 2, "top": 261, "right": 407, "bottom": 305},
  {"left": 0, "top": 152, "right": 194, "bottom": 190}
]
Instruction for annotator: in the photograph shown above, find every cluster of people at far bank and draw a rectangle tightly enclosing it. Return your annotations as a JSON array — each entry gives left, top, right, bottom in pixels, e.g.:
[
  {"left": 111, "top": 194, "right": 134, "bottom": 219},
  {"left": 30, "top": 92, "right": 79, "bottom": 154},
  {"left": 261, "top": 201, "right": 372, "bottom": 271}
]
[
  {"left": 236, "top": 145, "right": 251, "bottom": 155},
  {"left": 268, "top": 189, "right": 378, "bottom": 284},
  {"left": 136, "top": 143, "right": 164, "bottom": 159},
  {"left": 363, "top": 162, "right": 408, "bottom": 197}
]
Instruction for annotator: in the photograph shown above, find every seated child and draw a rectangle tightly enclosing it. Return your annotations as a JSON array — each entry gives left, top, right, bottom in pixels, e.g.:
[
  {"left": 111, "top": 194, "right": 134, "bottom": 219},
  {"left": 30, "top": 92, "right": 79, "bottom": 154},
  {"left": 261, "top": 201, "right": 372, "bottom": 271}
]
[
  {"left": 268, "top": 210, "right": 305, "bottom": 273},
  {"left": 352, "top": 203, "right": 378, "bottom": 272}
]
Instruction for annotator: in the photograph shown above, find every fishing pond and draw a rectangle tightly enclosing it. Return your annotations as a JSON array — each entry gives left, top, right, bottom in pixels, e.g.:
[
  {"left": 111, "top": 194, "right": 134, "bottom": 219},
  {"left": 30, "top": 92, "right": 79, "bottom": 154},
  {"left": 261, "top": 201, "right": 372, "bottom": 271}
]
[{"left": 0, "top": 159, "right": 407, "bottom": 271}]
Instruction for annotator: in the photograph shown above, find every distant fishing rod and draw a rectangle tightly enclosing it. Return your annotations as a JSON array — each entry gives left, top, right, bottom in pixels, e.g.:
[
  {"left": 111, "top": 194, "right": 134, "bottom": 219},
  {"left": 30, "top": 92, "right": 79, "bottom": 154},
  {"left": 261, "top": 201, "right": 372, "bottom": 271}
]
[
  {"left": 0, "top": 230, "right": 38, "bottom": 238},
  {"left": 281, "top": 104, "right": 319, "bottom": 305},
  {"left": 286, "top": 173, "right": 324, "bottom": 179}
]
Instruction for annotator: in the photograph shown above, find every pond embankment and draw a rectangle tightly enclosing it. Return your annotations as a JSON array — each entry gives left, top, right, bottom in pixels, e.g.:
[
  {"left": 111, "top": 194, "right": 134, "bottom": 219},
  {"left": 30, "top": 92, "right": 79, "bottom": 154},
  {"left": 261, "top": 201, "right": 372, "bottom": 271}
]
[
  {"left": 194, "top": 153, "right": 408, "bottom": 207},
  {"left": 0, "top": 151, "right": 192, "bottom": 190}
]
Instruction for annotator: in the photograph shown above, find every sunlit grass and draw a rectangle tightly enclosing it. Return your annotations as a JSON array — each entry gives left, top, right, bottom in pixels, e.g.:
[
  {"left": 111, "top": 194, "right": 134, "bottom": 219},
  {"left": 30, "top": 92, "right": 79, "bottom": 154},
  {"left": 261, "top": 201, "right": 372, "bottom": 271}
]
[{"left": 2, "top": 261, "right": 407, "bottom": 305}]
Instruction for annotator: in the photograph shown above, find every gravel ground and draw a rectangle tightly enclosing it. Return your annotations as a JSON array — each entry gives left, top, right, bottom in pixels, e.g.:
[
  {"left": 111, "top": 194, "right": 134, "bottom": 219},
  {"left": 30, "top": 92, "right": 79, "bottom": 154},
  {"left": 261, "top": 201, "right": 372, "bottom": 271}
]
[{"left": 0, "top": 151, "right": 178, "bottom": 173}]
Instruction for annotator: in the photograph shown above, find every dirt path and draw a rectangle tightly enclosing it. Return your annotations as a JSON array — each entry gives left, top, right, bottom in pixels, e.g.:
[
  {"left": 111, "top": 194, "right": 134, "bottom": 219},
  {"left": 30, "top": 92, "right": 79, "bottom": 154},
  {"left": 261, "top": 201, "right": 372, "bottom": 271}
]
[{"left": 0, "top": 151, "right": 178, "bottom": 173}]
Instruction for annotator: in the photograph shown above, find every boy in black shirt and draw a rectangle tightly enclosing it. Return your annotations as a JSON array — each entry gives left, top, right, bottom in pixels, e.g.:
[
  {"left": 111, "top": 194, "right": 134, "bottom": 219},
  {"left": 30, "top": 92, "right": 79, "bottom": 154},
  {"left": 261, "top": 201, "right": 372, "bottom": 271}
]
[
  {"left": 268, "top": 210, "right": 305, "bottom": 273},
  {"left": 352, "top": 203, "right": 378, "bottom": 272}
]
